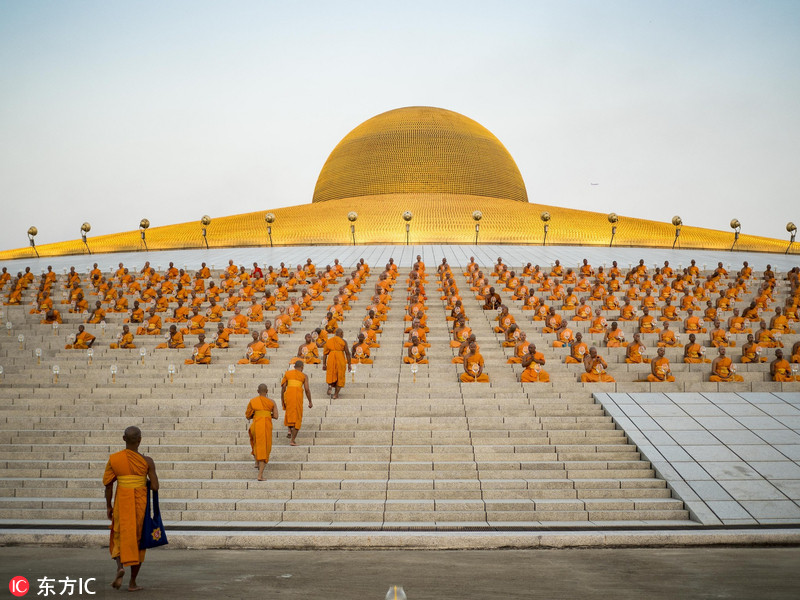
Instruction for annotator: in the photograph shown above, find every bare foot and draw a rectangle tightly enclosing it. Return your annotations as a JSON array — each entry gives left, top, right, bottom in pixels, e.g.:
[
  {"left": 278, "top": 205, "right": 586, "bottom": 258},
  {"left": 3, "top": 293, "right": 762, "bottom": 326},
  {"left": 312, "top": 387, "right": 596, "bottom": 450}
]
[
  {"left": 286, "top": 432, "right": 291, "bottom": 438},
  {"left": 289, "top": 441, "right": 297, "bottom": 446},
  {"left": 128, "top": 585, "right": 143, "bottom": 592},
  {"left": 257, "top": 477, "right": 265, "bottom": 481},
  {"left": 111, "top": 568, "right": 124, "bottom": 589}
]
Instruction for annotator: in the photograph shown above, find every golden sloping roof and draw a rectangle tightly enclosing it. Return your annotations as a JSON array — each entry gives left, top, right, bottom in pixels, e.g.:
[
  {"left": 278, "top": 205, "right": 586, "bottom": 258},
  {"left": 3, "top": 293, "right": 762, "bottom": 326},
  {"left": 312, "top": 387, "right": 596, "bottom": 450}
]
[
  {"left": 0, "top": 195, "right": 789, "bottom": 260},
  {"left": 312, "top": 107, "right": 528, "bottom": 203}
]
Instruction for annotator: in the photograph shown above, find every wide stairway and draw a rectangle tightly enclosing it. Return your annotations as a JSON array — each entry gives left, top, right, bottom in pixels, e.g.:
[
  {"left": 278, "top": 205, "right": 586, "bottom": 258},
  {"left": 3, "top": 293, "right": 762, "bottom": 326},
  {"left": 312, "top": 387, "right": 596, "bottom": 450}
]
[{"left": 0, "top": 264, "right": 709, "bottom": 529}]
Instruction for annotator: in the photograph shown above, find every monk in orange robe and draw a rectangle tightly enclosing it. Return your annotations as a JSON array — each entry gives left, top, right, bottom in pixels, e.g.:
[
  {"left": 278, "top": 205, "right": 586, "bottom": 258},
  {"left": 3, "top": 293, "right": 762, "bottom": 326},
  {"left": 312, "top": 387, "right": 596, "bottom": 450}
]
[
  {"left": 460, "top": 342, "right": 489, "bottom": 382},
  {"left": 226, "top": 307, "right": 250, "bottom": 335},
  {"left": 404, "top": 336, "right": 428, "bottom": 364},
  {"left": 181, "top": 308, "right": 207, "bottom": 335},
  {"left": 351, "top": 333, "right": 374, "bottom": 364},
  {"left": 756, "top": 320, "right": 783, "bottom": 348},
  {"left": 155, "top": 325, "right": 185, "bottom": 349},
  {"left": 246, "top": 384, "right": 278, "bottom": 480},
  {"left": 41, "top": 309, "right": 62, "bottom": 325},
  {"left": 451, "top": 318, "right": 472, "bottom": 348},
  {"left": 771, "top": 350, "right": 797, "bottom": 382},
  {"left": 103, "top": 426, "right": 158, "bottom": 591},
  {"left": 323, "top": 328, "right": 351, "bottom": 398},
  {"left": 65, "top": 324, "right": 96, "bottom": 349},
  {"left": 625, "top": 333, "right": 650, "bottom": 363},
  {"left": 791, "top": 340, "right": 800, "bottom": 364},
  {"left": 604, "top": 322, "right": 628, "bottom": 348},
  {"left": 185, "top": 333, "right": 212, "bottom": 365},
  {"left": 683, "top": 333, "right": 710, "bottom": 363},
  {"left": 648, "top": 348, "right": 675, "bottom": 382},
  {"left": 240, "top": 332, "right": 270, "bottom": 364},
  {"left": 282, "top": 361, "right": 313, "bottom": 446},
  {"left": 684, "top": 309, "right": 707, "bottom": 334},
  {"left": 709, "top": 347, "right": 743, "bottom": 382},
  {"left": 709, "top": 320, "right": 734, "bottom": 348},
  {"left": 740, "top": 334, "right": 766, "bottom": 363},
  {"left": 564, "top": 332, "right": 588, "bottom": 364},
  {"left": 657, "top": 322, "right": 680, "bottom": 347},
  {"left": 581, "top": 347, "right": 615, "bottom": 383},
  {"left": 294, "top": 333, "right": 321, "bottom": 364},
  {"left": 507, "top": 332, "right": 529, "bottom": 363},
  {"left": 275, "top": 307, "right": 294, "bottom": 335},
  {"left": 136, "top": 309, "right": 161, "bottom": 335},
  {"left": 520, "top": 344, "right": 550, "bottom": 382},
  {"left": 110, "top": 325, "right": 136, "bottom": 349}
]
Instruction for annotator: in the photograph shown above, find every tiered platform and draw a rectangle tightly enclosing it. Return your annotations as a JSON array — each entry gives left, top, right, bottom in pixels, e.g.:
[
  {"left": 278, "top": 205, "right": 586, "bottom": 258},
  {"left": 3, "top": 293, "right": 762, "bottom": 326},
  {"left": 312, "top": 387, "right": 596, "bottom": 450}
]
[{"left": 1, "top": 246, "right": 798, "bottom": 548}]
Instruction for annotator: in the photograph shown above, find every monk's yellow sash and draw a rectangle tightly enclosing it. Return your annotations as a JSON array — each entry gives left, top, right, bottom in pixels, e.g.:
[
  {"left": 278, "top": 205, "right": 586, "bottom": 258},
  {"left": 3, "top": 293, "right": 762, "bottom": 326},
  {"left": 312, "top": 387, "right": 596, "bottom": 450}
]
[
  {"left": 287, "top": 380, "right": 303, "bottom": 388},
  {"left": 117, "top": 475, "right": 147, "bottom": 489},
  {"left": 254, "top": 410, "right": 271, "bottom": 417}
]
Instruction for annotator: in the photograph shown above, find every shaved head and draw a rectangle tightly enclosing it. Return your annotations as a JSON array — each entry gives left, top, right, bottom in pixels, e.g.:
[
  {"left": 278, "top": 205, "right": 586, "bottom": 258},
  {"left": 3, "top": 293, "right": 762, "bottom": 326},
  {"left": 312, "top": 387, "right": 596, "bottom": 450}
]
[
  {"left": 257, "top": 383, "right": 268, "bottom": 394},
  {"left": 123, "top": 426, "right": 141, "bottom": 444}
]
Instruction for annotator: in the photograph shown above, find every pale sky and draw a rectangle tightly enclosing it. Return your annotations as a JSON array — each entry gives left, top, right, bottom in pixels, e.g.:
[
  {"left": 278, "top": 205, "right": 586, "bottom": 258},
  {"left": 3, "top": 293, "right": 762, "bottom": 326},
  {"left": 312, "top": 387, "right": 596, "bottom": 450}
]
[{"left": 1, "top": 0, "right": 798, "bottom": 249}]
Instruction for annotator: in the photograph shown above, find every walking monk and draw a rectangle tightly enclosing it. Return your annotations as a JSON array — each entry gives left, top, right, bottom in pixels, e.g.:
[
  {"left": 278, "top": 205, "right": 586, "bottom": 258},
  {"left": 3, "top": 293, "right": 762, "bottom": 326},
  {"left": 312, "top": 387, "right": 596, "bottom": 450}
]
[
  {"left": 281, "top": 361, "right": 313, "bottom": 446},
  {"left": 245, "top": 384, "right": 278, "bottom": 481},
  {"left": 103, "top": 426, "right": 159, "bottom": 592},
  {"left": 323, "top": 328, "right": 351, "bottom": 398}
]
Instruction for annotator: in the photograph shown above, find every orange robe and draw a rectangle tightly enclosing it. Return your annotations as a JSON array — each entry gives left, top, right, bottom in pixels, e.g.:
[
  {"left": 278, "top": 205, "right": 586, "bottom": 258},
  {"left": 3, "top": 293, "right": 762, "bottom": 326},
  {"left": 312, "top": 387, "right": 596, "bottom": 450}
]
[
  {"left": 110, "top": 332, "right": 136, "bottom": 349},
  {"left": 240, "top": 341, "right": 269, "bottom": 364},
  {"left": 684, "top": 343, "right": 709, "bottom": 363},
  {"left": 186, "top": 343, "right": 212, "bottom": 365},
  {"left": 103, "top": 449, "right": 148, "bottom": 566},
  {"left": 648, "top": 357, "right": 675, "bottom": 382},
  {"left": 461, "top": 353, "right": 489, "bottom": 382},
  {"left": 324, "top": 336, "right": 348, "bottom": 388},
  {"left": 403, "top": 344, "right": 428, "bottom": 364},
  {"left": 137, "top": 316, "right": 161, "bottom": 335},
  {"left": 565, "top": 342, "right": 588, "bottom": 364},
  {"left": 741, "top": 344, "right": 766, "bottom": 363},
  {"left": 626, "top": 342, "right": 650, "bottom": 363},
  {"left": 352, "top": 343, "right": 373, "bottom": 364},
  {"left": 282, "top": 370, "right": 307, "bottom": 429},
  {"left": 581, "top": 358, "right": 615, "bottom": 383},
  {"left": 296, "top": 343, "right": 321, "bottom": 364},
  {"left": 710, "top": 357, "right": 744, "bottom": 382},
  {"left": 65, "top": 330, "right": 95, "bottom": 349},
  {"left": 772, "top": 359, "right": 796, "bottom": 382},
  {"left": 521, "top": 353, "right": 550, "bottom": 382},
  {"left": 246, "top": 396, "right": 276, "bottom": 462}
]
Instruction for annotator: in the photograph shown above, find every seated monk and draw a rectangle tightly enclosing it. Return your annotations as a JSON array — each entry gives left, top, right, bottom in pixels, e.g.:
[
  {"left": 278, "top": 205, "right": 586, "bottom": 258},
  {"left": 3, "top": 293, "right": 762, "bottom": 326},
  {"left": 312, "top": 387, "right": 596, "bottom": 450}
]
[
  {"left": 657, "top": 322, "right": 680, "bottom": 347},
  {"left": 452, "top": 335, "right": 477, "bottom": 365},
  {"left": 404, "top": 319, "right": 430, "bottom": 348},
  {"left": 728, "top": 308, "right": 752, "bottom": 335},
  {"left": 493, "top": 306, "right": 515, "bottom": 334},
  {"left": 351, "top": 333, "right": 373, "bottom": 364},
  {"left": 581, "top": 347, "right": 615, "bottom": 383},
  {"left": 460, "top": 342, "right": 489, "bottom": 382},
  {"left": 65, "top": 324, "right": 96, "bottom": 349},
  {"left": 683, "top": 309, "right": 707, "bottom": 334},
  {"left": 503, "top": 324, "right": 522, "bottom": 347},
  {"left": 246, "top": 300, "right": 264, "bottom": 323},
  {"left": 771, "top": 349, "right": 797, "bottom": 382},
  {"left": 239, "top": 332, "right": 269, "bottom": 364},
  {"left": 541, "top": 308, "right": 565, "bottom": 334},
  {"left": 520, "top": 292, "right": 541, "bottom": 311},
  {"left": 709, "top": 347, "right": 743, "bottom": 382},
  {"left": 323, "top": 311, "right": 340, "bottom": 334},
  {"left": 136, "top": 309, "right": 162, "bottom": 335},
  {"left": 403, "top": 336, "right": 428, "bottom": 364},
  {"left": 482, "top": 287, "right": 502, "bottom": 310},
  {"left": 770, "top": 307, "right": 795, "bottom": 334},
  {"left": 709, "top": 320, "right": 734, "bottom": 347},
  {"left": 564, "top": 332, "right": 588, "bottom": 364},
  {"left": 361, "top": 326, "right": 380, "bottom": 348},
  {"left": 109, "top": 325, "right": 136, "bottom": 349},
  {"left": 572, "top": 299, "right": 592, "bottom": 321},
  {"left": 791, "top": 340, "right": 800, "bottom": 364},
  {"left": 604, "top": 322, "right": 628, "bottom": 348},
  {"left": 294, "top": 333, "right": 321, "bottom": 364},
  {"left": 659, "top": 299, "right": 680, "bottom": 322},
  {"left": 124, "top": 301, "right": 144, "bottom": 324},
  {"left": 70, "top": 293, "right": 89, "bottom": 314},
  {"left": 740, "top": 333, "right": 766, "bottom": 363},
  {"left": 86, "top": 301, "right": 106, "bottom": 324},
  {"left": 683, "top": 333, "right": 710, "bottom": 363},
  {"left": 211, "top": 323, "right": 230, "bottom": 349},
  {"left": 165, "top": 301, "right": 190, "bottom": 323},
  {"left": 552, "top": 325, "right": 574, "bottom": 348},
  {"left": 742, "top": 302, "right": 760, "bottom": 322},
  {"left": 588, "top": 309, "right": 608, "bottom": 334},
  {"left": 314, "top": 328, "right": 328, "bottom": 349},
  {"left": 602, "top": 293, "right": 620, "bottom": 311},
  {"left": 520, "top": 343, "right": 550, "bottom": 382},
  {"left": 756, "top": 320, "right": 783, "bottom": 348},
  {"left": 638, "top": 308, "right": 657, "bottom": 334},
  {"left": 287, "top": 299, "right": 303, "bottom": 322},
  {"left": 447, "top": 300, "right": 466, "bottom": 322},
  {"left": 155, "top": 325, "right": 185, "bottom": 349},
  {"left": 185, "top": 333, "right": 212, "bottom": 365},
  {"left": 275, "top": 308, "right": 294, "bottom": 335},
  {"left": 260, "top": 320, "right": 280, "bottom": 348},
  {"left": 111, "top": 295, "right": 129, "bottom": 313},
  {"left": 181, "top": 308, "right": 207, "bottom": 335},
  {"left": 618, "top": 299, "right": 637, "bottom": 321},
  {"left": 507, "top": 332, "right": 529, "bottom": 364},
  {"left": 225, "top": 307, "right": 250, "bottom": 335},
  {"left": 40, "top": 309, "right": 63, "bottom": 325},
  {"left": 648, "top": 347, "right": 675, "bottom": 382},
  {"left": 625, "top": 333, "right": 650, "bottom": 363}
]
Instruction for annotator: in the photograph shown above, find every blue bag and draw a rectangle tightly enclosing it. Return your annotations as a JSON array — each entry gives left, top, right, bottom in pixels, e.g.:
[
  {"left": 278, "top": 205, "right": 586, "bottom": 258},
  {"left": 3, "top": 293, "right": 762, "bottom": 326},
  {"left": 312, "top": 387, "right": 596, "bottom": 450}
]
[{"left": 140, "top": 481, "right": 168, "bottom": 549}]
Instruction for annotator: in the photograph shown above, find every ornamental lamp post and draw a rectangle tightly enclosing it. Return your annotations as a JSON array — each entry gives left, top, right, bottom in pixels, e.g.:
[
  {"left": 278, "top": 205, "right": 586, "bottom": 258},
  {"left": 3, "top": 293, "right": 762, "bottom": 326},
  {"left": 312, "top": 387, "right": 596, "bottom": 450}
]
[
  {"left": 730, "top": 219, "right": 741, "bottom": 251},
  {"left": 786, "top": 222, "right": 797, "bottom": 255},
  {"left": 402, "top": 211, "right": 413, "bottom": 245},
  {"left": 348, "top": 212, "right": 358, "bottom": 246},
  {"left": 80, "top": 222, "right": 92, "bottom": 254},
  {"left": 473, "top": 211, "right": 483, "bottom": 245},
  {"left": 201, "top": 215, "right": 211, "bottom": 249},
  {"left": 540, "top": 212, "right": 551, "bottom": 246},
  {"left": 264, "top": 213, "right": 275, "bottom": 247},
  {"left": 671, "top": 216, "right": 682, "bottom": 249},
  {"left": 28, "top": 226, "right": 39, "bottom": 258},
  {"left": 608, "top": 213, "right": 619, "bottom": 247},
  {"left": 139, "top": 219, "right": 150, "bottom": 251}
]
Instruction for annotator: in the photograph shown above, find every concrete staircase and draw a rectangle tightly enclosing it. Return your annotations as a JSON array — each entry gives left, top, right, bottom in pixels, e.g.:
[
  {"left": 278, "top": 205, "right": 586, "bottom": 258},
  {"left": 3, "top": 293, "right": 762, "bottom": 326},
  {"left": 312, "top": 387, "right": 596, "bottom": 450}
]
[{"left": 16, "top": 263, "right": 800, "bottom": 528}]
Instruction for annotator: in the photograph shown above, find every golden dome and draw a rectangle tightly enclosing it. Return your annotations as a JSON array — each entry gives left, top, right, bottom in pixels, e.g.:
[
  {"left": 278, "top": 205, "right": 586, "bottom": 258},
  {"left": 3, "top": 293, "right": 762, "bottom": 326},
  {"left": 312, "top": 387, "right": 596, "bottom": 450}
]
[{"left": 312, "top": 106, "right": 528, "bottom": 203}]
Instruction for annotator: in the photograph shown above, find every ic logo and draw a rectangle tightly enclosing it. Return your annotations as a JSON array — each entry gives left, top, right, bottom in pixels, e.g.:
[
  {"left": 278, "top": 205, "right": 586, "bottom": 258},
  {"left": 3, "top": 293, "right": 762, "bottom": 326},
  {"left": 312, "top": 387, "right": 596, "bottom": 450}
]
[{"left": 9, "top": 576, "right": 29, "bottom": 597}]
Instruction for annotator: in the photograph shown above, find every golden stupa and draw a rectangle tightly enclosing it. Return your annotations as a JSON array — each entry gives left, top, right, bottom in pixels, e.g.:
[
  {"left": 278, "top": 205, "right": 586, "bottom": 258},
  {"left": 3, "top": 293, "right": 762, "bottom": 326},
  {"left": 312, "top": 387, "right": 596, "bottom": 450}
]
[{"left": 0, "top": 106, "right": 791, "bottom": 259}]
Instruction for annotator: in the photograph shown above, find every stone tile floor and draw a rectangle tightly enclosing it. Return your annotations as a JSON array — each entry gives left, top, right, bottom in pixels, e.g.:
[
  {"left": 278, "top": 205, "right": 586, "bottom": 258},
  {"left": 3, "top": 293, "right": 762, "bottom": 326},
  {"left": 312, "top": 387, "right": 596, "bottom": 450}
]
[{"left": 596, "top": 392, "right": 800, "bottom": 525}]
